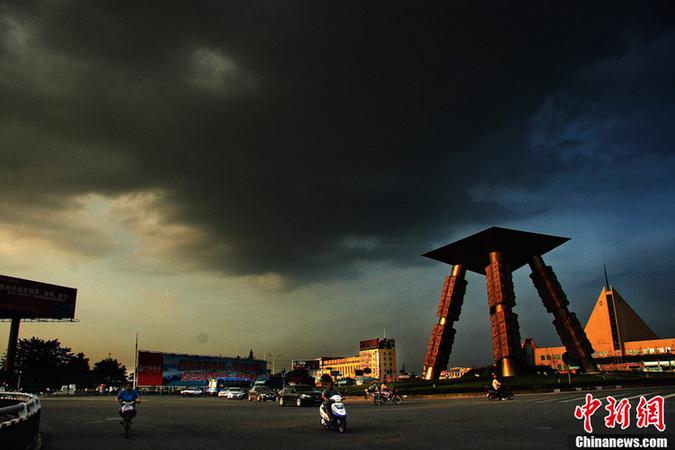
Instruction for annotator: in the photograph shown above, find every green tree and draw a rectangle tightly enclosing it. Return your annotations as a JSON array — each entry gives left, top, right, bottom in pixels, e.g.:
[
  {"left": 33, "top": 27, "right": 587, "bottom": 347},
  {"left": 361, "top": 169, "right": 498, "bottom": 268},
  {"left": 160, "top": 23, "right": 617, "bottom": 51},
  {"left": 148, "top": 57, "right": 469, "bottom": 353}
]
[
  {"left": 91, "top": 358, "right": 128, "bottom": 387},
  {"left": 284, "top": 367, "right": 312, "bottom": 385},
  {"left": 320, "top": 373, "right": 334, "bottom": 386},
  {"left": 6, "top": 337, "right": 77, "bottom": 392},
  {"left": 66, "top": 352, "right": 93, "bottom": 388}
]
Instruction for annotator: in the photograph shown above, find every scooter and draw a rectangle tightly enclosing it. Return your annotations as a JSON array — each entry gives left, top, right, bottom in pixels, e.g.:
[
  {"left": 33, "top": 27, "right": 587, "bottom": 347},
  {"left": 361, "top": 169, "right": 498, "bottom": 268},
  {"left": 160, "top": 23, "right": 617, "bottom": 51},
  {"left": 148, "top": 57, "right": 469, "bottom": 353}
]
[
  {"left": 119, "top": 401, "right": 137, "bottom": 438},
  {"left": 319, "top": 394, "right": 347, "bottom": 433},
  {"left": 486, "top": 385, "right": 515, "bottom": 400}
]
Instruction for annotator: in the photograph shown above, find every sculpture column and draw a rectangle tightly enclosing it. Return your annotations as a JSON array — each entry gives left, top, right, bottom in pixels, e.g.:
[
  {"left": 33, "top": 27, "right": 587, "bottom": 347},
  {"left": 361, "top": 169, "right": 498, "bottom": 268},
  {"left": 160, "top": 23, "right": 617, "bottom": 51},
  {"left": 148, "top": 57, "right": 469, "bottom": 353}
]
[
  {"left": 423, "top": 264, "right": 467, "bottom": 380},
  {"left": 529, "top": 255, "right": 598, "bottom": 373},
  {"left": 486, "top": 251, "right": 522, "bottom": 376}
]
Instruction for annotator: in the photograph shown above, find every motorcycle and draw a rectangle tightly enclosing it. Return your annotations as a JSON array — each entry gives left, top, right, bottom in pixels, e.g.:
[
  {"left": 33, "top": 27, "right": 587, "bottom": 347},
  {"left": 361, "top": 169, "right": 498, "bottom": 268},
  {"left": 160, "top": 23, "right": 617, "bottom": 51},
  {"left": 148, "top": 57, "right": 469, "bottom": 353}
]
[
  {"left": 373, "top": 388, "right": 403, "bottom": 406},
  {"left": 364, "top": 384, "right": 378, "bottom": 401},
  {"left": 119, "top": 401, "right": 137, "bottom": 438},
  {"left": 319, "top": 394, "right": 347, "bottom": 433},
  {"left": 486, "top": 385, "right": 514, "bottom": 401}
]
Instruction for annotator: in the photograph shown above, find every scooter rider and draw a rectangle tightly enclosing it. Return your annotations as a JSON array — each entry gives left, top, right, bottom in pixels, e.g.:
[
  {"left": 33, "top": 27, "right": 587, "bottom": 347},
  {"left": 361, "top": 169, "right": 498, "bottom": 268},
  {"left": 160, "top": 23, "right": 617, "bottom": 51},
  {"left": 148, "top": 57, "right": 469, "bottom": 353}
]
[
  {"left": 321, "top": 379, "right": 339, "bottom": 421},
  {"left": 116, "top": 382, "right": 141, "bottom": 422}
]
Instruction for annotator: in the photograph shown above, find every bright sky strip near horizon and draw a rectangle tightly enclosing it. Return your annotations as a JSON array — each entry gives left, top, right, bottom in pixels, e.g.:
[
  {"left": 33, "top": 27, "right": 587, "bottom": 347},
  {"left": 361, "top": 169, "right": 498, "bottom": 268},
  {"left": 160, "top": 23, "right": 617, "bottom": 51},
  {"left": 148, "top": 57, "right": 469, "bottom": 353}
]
[{"left": 1, "top": 1, "right": 673, "bottom": 374}]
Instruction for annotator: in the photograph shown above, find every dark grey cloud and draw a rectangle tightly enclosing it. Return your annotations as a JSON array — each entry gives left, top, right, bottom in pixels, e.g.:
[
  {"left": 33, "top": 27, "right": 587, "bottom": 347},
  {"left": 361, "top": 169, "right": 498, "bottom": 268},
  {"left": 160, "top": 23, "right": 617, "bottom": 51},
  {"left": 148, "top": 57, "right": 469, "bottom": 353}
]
[{"left": 1, "top": 0, "right": 674, "bottom": 288}]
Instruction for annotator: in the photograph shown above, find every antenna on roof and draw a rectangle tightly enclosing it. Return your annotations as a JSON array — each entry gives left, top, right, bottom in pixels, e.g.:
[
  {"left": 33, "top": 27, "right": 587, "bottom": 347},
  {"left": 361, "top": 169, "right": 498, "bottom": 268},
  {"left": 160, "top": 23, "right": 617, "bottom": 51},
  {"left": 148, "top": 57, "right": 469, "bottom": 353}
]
[{"left": 603, "top": 264, "right": 610, "bottom": 291}]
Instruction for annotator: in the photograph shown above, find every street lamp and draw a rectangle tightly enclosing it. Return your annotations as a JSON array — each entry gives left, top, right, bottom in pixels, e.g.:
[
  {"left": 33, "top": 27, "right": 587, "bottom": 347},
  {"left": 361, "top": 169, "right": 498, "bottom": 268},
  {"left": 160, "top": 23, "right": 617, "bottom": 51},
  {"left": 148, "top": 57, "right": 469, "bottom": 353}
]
[{"left": 268, "top": 354, "right": 283, "bottom": 375}]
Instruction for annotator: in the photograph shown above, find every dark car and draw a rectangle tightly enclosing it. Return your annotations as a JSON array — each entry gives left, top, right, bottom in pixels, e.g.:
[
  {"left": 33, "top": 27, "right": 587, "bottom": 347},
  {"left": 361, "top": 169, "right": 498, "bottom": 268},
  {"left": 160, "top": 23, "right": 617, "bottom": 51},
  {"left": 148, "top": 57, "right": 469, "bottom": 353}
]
[
  {"left": 248, "top": 385, "right": 277, "bottom": 402},
  {"left": 277, "top": 384, "right": 322, "bottom": 407}
]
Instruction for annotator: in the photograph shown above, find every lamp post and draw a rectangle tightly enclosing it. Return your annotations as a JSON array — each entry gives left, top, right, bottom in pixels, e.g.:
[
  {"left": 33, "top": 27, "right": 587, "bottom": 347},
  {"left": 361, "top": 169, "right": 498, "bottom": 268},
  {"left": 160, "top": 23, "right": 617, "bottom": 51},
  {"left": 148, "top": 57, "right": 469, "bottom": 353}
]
[{"left": 269, "top": 354, "right": 283, "bottom": 375}]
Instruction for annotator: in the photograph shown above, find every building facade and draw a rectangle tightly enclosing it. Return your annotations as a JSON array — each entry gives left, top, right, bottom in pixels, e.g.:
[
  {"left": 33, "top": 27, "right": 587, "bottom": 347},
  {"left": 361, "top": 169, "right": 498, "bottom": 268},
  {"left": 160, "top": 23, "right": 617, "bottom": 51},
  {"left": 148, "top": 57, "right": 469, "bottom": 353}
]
[
  {"left": 529, "top": 286, "right": 674, "bottom": 372},
  {"left": 359, "top": 338, "right": 397, "bottom": 380},
  {"left": 318, "top": 338, "right": 398, "bottom": 382}
]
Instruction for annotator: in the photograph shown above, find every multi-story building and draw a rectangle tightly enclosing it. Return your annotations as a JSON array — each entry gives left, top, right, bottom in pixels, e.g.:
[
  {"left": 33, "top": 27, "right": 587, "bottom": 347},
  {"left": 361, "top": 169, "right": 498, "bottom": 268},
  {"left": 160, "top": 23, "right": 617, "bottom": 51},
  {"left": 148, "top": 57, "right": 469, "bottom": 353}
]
[
  {"left": 358, "top": 338, "right": 397, "bottom": 380},
  {"left": 319, "top": 355, "right": 362, "bottom": 380},
  {"left": 318, "top": 338, "right": 398, "bottom": 382},
  {"left": 528, "top": 286, "right": 674, "bottom": 372}
]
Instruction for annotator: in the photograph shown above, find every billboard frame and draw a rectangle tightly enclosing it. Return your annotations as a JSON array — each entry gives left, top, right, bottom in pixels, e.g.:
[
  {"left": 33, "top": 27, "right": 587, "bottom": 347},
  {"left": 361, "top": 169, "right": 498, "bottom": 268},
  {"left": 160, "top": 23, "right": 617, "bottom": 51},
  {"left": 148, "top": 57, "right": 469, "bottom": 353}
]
[{"left": 0, "top": 275, "right": 78, "bottom": 378}]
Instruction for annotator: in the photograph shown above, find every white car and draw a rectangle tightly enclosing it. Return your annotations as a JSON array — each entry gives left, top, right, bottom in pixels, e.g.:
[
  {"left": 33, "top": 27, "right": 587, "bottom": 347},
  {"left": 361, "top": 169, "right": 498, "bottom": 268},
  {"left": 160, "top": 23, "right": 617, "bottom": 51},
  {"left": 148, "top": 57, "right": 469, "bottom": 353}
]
[
  {"left": 180, "top": 387, "right": 203, "bottom": 396},
  {"left": 226, "top": 387, "right": 246, "bottom": 399}
]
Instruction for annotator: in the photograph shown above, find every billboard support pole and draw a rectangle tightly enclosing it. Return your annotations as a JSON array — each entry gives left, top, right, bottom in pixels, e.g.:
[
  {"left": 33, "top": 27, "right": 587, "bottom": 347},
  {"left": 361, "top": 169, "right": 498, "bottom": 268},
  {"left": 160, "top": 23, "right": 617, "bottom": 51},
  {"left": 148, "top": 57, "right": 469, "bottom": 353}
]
[
  {"left": 134, "top": 333, "right": 139, "bottom": 389},
  {"left": 4, "top": 317, "right": 21, "bottom": 375}
]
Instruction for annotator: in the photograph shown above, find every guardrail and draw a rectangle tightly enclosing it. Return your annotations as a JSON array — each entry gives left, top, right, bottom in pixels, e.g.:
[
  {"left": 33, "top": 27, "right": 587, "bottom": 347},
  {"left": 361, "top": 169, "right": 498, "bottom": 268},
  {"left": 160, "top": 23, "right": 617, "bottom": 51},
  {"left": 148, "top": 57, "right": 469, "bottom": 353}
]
[{"left": 0, "top": 392, "right": 41, "bottom": 450}]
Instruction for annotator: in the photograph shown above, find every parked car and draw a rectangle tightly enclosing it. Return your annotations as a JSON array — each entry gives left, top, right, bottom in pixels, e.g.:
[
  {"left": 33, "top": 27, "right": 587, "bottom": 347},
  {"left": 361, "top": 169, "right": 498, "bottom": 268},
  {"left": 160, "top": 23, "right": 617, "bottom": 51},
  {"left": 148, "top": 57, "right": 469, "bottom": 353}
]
[
  {"left": 217, "top": 389, "right": 229, "bottom": 397},
  {"left": 248, "top": 385, "right": 277, "bottom": 402},
  {"left": 226, "top": 387, "right": 247, "bottom": 399},
  {"left": 277, "top": 384, "right": 322, "bottom": 407},
  {"left": 181, "top": 387, "right": 203, "bottom": 396}
]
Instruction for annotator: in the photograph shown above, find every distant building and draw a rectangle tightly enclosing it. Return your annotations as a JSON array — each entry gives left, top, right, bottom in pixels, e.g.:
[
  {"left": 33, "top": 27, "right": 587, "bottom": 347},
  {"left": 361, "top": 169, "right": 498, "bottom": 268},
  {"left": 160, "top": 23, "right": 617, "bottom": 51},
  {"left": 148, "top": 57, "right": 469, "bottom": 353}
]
[
  {"left": 528, "top": 286, "right": 675, "bottom": 372},
  {"left": 291, "top": 359, "right": 321, "bottom": 380},
  {"left": 319, "top": 338, "right": 398, "bottom": 382}
]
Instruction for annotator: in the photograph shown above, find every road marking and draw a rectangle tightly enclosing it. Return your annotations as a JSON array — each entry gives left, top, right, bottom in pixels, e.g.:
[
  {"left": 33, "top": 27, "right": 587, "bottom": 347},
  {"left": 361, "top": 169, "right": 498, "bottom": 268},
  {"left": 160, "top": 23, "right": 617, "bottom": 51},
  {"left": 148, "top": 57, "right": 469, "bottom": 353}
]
[
  {"left": 535, "top": 398, "right": 566, "bottom": 403},
  {"left": 621, "top": 392, "right": 660, "bottom": 401},
  {"left": 555, "top": 390, "right": 672, "bottom": 403}
]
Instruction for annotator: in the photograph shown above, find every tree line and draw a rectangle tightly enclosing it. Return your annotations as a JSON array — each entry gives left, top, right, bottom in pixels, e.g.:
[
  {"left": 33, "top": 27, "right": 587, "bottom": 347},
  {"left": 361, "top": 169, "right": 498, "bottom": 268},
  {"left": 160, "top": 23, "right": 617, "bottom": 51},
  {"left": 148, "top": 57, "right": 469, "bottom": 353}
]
[{"left": 1, "top": 337, "right": 128, "bottom": 393}]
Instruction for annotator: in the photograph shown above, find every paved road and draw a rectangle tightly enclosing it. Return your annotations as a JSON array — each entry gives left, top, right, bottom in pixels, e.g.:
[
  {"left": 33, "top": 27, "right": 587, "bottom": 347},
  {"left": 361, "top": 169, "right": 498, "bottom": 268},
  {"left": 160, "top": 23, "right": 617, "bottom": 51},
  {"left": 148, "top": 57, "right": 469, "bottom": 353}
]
[{"left": 37, "top": 387, "right": 673, "bottom": 449}]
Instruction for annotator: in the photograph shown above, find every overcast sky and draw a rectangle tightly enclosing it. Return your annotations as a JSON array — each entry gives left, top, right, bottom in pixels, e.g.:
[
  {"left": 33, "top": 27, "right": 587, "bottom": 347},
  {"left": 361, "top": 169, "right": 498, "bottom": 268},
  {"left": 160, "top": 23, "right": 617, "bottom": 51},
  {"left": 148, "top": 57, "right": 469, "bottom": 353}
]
[{"left": 1, "top": 1, "right": 673, "bottom": 375}]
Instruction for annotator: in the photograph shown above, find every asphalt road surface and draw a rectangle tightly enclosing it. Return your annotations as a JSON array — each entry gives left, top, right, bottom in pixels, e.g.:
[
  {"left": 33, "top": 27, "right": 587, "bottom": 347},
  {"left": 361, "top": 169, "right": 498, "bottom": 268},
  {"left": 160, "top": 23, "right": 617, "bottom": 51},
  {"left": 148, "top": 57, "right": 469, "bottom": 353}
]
[{"left": 37, "top": 387, "right": 673, "bottom": 449}]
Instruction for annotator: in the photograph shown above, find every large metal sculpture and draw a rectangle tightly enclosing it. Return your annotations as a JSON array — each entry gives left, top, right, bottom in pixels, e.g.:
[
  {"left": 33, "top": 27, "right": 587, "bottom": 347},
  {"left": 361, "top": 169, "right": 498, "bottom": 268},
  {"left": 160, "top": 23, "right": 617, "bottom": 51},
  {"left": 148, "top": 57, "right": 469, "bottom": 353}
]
[{"left": 422, "top": 227, "right": 597, "bottom": 379}]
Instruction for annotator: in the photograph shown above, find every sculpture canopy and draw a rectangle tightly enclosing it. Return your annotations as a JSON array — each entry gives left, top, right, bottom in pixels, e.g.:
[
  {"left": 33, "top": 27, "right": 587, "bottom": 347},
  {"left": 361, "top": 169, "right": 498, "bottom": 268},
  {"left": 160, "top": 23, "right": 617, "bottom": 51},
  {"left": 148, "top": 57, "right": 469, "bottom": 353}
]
[{"left": 422, "top": 227, "right": 570, "bottom": 275}]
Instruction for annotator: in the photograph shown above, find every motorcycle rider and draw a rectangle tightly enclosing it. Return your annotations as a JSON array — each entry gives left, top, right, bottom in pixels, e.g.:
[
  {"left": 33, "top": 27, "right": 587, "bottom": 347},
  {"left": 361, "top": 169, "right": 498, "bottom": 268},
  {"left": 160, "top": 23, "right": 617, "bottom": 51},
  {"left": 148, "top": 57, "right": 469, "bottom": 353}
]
[
  {"left": 492, "top": 374, "right": 506, "bottom": 399},
  {"left": 365, "top": 384, "right": 377, "bottom": 399},
  {"left": 380, "top": 380, "right": 392, "bottom": 398},
  {"left": 116, "top": 382, "right": 141, "bottom": 423},
  {"left": 321, "top": 379, "right": 339, "bottom": 422}
]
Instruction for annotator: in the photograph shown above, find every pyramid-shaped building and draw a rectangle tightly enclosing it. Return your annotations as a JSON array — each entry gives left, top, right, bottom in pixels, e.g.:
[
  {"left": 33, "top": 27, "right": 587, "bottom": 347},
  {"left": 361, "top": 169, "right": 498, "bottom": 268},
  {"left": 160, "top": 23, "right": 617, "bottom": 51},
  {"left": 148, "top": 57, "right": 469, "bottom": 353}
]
[{"left": 527, "top": 286, "right": 674, "bottom": 371}]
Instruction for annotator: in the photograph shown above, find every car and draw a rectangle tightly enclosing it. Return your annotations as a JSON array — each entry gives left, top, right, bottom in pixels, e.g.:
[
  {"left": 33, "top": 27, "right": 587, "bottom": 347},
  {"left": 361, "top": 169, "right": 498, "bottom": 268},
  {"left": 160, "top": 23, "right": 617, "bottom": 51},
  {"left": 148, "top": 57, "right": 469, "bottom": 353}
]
[
  {"left": 277, "top": 384, "right": 322, "bottom": 407},
  {"left": 225, "top": 387, "right": 247, "bottom": 399},
  {"left": 217, "top": 389, "right": 229, "bottom": 397},
  {"left": 248, "top": 385, "right": 277, "bottom": 402},
  {"left": 180, "top": 387, "right": 203, "bottom": 396}
]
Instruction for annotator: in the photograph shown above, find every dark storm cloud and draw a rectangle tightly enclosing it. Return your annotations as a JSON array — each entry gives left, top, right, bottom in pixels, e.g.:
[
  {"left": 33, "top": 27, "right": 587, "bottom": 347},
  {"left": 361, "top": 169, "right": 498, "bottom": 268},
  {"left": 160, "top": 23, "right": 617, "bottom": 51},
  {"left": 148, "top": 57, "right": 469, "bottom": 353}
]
[{"left": 1, "top": 1, "right": 674, "bottom": 284}]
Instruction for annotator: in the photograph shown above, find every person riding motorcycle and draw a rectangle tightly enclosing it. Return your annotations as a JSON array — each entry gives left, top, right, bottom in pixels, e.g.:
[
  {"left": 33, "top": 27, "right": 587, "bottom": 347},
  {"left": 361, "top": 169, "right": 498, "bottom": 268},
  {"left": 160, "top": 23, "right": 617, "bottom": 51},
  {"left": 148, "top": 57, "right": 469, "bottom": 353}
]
[
  {"left": 321, "top": 380, "right": 339, "bottom": 422},
  {"left": 116, "top": 382, "right": 141, "bottom": 423},
  {"left": 491, "top": 374, "right": 501, "bottom": 392},
  {"left": 492, "top": 374, "right": 507, "bottom": 399},
  {"left": 365, "top": 384, "right": 378, "bottom": 399},
  {"left": 380, "top": 381, "right": 393, "bottom": 398}
]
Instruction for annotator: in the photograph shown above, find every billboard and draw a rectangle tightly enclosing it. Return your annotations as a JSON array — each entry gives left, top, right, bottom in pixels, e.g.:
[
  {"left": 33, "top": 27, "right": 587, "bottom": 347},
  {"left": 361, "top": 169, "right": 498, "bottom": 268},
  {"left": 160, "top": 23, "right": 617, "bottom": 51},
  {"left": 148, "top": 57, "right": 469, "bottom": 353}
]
[
  {"left": 360, "top": 338, "right": 395, "bottom": 350},
  {"left": 292, "top": 360, "right": 320, "bottom": 370},
  {"left": 0, "top": 275, "right": 77, "bottom": 319},
  {"left": 137, "top": 351, "right": 266, "bottom": 387}
]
